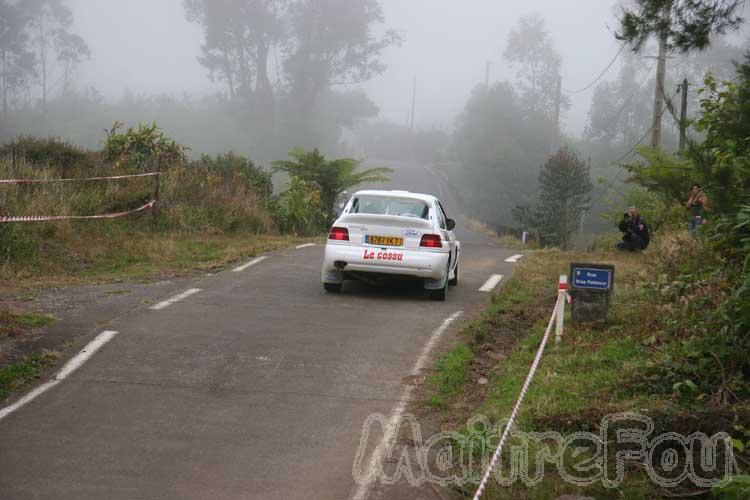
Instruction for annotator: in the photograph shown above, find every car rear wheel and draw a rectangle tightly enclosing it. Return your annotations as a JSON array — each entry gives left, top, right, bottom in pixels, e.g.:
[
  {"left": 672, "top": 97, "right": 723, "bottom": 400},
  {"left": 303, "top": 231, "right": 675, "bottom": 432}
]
[
  {"left": 449, "top": 263, "right": 459, "bottom": 286},
  {"left": 324, "top": 283, "right": 342, "bottom": 293},
  {"left": 429, "top": 270, "right": 449, "bottom": 301}
]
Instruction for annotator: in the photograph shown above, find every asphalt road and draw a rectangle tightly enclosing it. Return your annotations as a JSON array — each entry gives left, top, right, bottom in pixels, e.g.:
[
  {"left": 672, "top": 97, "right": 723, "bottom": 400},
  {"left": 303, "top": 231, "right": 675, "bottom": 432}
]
[{"left": 0, "top": 162, "right": 521, "bottom": 500}]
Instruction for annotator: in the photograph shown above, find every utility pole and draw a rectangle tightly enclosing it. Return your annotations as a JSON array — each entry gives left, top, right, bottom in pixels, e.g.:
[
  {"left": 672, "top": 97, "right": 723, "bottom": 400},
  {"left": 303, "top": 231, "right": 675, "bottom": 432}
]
[
  {"left": 651, "top": 8, "right": 670, "bottom": 149},
  {"left": 485, "top": 61, "right": 491, "bottom": 88},
  {"left": 679, "top": 78, "right": 689, "bottom": 151},
  {"left": 409, "top": 76, "right": 416, "bottom": 130}
]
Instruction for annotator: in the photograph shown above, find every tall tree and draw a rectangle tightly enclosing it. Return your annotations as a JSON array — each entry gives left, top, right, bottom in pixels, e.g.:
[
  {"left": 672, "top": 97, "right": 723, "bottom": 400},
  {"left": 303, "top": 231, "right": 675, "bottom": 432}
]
[
  {"left": 503, "top": 14, "right": 569, "bottom": 148},
  {"left": 616, "top": 0, "right": 744, "bottom": 148},
  {"left": 585, "top": 53, "right": 654, "bottom": 147},
  {"left": 283, "top": 0, "right": 401, "bottom": 147},
  {"left": 453, "top": 82, "right": 546, "bottom": 228},
  {"left": 514, "top": 148, "right": 593, "bottom": 249},
  {"left": 184, "top": 0, "right": 286, "bottom": 108},
  {"left": 23, "top": 0, "right": 90, "bottom": 108},
  {"left": 0, "top": 0, "right": 35, "bottom": 115}
]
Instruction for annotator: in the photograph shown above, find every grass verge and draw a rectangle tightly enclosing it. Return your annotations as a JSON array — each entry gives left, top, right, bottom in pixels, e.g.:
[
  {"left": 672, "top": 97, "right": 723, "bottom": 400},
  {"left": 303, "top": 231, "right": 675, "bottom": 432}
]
[
  {"left": 429, "top": 343, "right": 472, "bottom": 409},
  {"left": 1, "top": 222, "right": 320, "bottom": 292},
  {"left": 429, "top": 244, "right": 747, "bottom": 499},
  {"left": 0, "top": 351, "right": 61, "bottom": 401},
  {"left": 0, "top": 311, "right": 55, "bottom": 339}
]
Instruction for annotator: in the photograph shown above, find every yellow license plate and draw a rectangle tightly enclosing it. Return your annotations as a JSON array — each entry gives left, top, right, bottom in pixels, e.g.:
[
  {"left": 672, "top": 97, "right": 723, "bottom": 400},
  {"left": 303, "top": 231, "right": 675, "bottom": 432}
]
[{"left": 367, "top": 235, "right": 404, "bottom": 247}]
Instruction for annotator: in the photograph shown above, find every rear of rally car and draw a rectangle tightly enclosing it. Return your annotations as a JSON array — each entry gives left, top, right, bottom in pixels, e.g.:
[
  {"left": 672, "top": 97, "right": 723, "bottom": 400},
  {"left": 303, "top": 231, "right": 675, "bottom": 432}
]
[{"left": 321, "top": 193, "right": 451, "bottom": 291}]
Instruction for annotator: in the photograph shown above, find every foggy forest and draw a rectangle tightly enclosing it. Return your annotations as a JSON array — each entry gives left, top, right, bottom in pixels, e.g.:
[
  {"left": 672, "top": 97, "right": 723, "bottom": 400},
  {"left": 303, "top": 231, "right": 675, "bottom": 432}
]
[{"left": 1, "top": 0, "right": 748, "bottom": 236}]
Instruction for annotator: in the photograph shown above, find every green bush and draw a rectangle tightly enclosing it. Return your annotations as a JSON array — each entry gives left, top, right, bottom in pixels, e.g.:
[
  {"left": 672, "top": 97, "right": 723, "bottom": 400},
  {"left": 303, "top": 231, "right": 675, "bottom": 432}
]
[
  {"left": 272, "top": 177, "right": 326, "bottom": 236},
  {"left": 0, "top": 136, "right": 90, "bottom": 174},
  {"left": 603, "top": 186, "right": 685, "bottom": 234},
  {"left": 193, "top": 153, "right": 272, "bottom": 199},
  {"left": 158, "top": 163, "right": 273, "bottom": 234},
  {"left": 104, "top": 122, "right": 187, "bottom": 170}
]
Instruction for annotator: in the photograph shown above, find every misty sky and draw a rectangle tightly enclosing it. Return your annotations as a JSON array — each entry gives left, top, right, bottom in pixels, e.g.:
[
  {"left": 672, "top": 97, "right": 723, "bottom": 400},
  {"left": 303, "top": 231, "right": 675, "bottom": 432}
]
[{"left": 65, "top": 0, "right": 737, "bottom": 135}]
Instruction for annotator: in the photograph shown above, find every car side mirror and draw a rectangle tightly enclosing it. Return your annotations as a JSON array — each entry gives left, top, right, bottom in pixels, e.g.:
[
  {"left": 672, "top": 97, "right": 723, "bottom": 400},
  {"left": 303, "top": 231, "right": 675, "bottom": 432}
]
[{"left": 446, "top": 218, "right": 456, "bottom": 231}]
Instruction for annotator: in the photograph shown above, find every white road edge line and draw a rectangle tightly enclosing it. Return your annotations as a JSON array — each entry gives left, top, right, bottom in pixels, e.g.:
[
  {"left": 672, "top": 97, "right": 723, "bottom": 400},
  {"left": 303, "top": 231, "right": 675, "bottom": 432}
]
[
  {"left": 505, "top": 254, "right": 524, "bottom": 263},
  {"left": 55, "top": 330, "right": 119, "bottom": 380},
  {"left": 479, "top": 274, "right": 504, "bottom": 293},
  {"left": 349, "top": 311, "right": 464, "bottom": 500},
  {"left": 149, "top": 288, "right": 202, "bottom": 310},
  {"left": 0, "top": 330, "right": 119, "bottom": 422},
  {"left": 296, "top": 243, "right": 317, "bottom": 249},
  {"left": 233, "top": 256, "right": 268, "bottom": 273}
]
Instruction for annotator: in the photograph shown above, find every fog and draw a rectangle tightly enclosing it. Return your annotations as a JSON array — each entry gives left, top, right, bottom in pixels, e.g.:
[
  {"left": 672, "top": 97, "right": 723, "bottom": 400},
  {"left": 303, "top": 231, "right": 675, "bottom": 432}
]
[
  {"left": 67, "top": 0, "right": 622, "bottom": 133},
  {"left": 2, "top": 0, "right": 747, "bottom": 233}
]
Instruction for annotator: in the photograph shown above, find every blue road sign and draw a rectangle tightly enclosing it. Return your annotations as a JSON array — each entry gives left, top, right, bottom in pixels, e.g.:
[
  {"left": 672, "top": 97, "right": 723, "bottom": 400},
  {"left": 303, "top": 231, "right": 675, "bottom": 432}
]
[{"left": 572, "top": 267, "right": 613, "bottom": 291}]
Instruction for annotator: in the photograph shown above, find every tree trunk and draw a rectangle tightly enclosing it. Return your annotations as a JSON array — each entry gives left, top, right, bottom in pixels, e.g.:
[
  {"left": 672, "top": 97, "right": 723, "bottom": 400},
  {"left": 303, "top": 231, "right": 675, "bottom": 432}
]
[
  {"left": 39, "top": 18, "right": 48, "bottom": 111},
  {"left": 651, "top": 8, "right": 670, "bottom": 149},
  {"left": 2, "top": 49, "right": 8, "bottom": 116},
  {"left": 255, "top": 42, "right": 275, "bottom": 130},
  {"left": 255, "top": 43, "right": 271, "bottom": 97}
]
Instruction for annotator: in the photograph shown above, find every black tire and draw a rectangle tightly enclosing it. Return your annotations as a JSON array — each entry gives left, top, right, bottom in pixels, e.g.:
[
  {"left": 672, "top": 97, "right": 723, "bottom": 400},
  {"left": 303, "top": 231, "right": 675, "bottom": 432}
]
[
  {"left": 324, "top": 283, "right": 342, "bottom": 293},
  {"left": 449, "top": 263, "right": 459, "bottom": 286},
  {"left": 429, "top": 270, "right": 449, "bottom": 301}
]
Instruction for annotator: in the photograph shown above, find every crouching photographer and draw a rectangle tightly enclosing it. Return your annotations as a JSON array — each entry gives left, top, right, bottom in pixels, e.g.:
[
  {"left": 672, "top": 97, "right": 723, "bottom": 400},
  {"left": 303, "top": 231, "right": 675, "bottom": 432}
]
[{"left": 616, "top": 206, "right": 650, "bottom": 252}]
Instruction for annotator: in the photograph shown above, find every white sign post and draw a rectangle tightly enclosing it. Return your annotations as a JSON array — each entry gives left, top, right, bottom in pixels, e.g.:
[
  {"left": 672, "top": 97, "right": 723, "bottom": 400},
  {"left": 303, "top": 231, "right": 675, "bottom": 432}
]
[{"left": 556, "top": 275, "right": 567, "bottom": 344}]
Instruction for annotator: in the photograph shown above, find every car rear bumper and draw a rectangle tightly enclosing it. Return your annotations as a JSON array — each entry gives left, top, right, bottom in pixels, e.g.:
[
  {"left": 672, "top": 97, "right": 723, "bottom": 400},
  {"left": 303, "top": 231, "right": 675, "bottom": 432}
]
[{"left": 321, "top": 243, "right": 450, "bottom": 283}]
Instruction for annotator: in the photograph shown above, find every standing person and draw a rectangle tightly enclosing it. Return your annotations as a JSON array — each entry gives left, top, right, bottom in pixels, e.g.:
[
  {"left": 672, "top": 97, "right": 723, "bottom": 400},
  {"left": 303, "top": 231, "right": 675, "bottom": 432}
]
[
  {"left": 687, "top": 184, "right": 708, "bottom": 234},
  {"left": 616, "top": 206, "right": 650, "bottom": 252}
]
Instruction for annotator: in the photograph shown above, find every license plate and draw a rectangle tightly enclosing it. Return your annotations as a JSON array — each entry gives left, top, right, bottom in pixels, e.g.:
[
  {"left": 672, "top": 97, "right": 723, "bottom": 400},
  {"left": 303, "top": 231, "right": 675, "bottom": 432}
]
[{"left": 367, "top": 235, "right": 404, "bottom": 247}]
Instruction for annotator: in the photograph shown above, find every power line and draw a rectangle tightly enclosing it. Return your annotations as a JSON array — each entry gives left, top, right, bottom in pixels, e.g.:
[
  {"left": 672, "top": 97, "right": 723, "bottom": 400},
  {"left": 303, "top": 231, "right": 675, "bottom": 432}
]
[
  {"left": 589, "top": 91, "right": 679, "bottom": 208},
  {"left": 607, "top": 61, "right": 658, "bottom": 130},
  {"left": 562, "top": 44, "right": 626, "bottom": 94}
]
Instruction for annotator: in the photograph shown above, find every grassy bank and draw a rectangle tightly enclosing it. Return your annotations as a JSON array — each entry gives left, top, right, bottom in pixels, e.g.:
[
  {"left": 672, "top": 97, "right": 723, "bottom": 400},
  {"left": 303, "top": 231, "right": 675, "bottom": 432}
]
[
  {"left": 0, "top": 141, "right": 322, "bottom": 291},
  {"left": 430, "top": 237, "right": 749, "bottom": 499}
]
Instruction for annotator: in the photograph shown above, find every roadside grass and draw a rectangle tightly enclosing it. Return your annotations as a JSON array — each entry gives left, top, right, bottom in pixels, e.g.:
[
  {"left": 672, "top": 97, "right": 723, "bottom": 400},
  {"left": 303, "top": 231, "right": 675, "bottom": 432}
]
[
  {"left": 429, "top": 343, "right": 473, "bottom": 409},
  {"left": 427, "top": 246, "right": 696, "bottom": 498},
  {"left": 0, "top": 222, "right": 320, "bottom": 292},
  {"left": 0, "top": 311, "right": 55, "bottom": 339},
  {"left": 0, "top": 351, "right": 61, "bottom": 401}
]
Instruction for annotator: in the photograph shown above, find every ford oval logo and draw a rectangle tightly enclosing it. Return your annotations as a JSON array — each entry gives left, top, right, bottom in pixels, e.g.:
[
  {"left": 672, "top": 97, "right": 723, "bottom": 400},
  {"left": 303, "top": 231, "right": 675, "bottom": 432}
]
[{"left": 403, "top": 229, "right": 421, "bottom": 238}]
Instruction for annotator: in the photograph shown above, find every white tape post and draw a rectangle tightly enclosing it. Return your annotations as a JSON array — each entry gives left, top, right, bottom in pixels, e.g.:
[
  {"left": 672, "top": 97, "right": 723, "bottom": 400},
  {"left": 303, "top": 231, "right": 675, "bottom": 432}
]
[
  {"left": 471, "top": 292, "right": 564, "bottom": 500},
  {"left": 556, "top": 275, "right": 567, "bottom": 344}
]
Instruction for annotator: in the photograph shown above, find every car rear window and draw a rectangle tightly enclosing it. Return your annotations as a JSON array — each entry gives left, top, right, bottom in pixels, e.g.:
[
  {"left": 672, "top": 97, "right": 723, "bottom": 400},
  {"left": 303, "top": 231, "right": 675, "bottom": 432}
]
[{"left": 350, "top": 196, "right": 429, "bottom": 219}]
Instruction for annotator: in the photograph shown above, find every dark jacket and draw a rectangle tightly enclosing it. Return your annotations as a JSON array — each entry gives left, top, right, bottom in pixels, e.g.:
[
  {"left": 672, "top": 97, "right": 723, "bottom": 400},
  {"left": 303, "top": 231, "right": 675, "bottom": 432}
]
[
  {"left": 619, "top": 214, "right": 650, "bottom": 250},
  {"left": 633, "top": 215, "right": 650, "bottom": 248}
]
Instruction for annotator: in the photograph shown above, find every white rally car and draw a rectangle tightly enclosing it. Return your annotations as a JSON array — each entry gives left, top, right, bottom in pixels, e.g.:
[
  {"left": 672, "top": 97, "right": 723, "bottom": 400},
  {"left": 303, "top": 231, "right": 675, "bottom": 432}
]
[{"left": 321, "top": 190, "right": 460, "bottom": 300}]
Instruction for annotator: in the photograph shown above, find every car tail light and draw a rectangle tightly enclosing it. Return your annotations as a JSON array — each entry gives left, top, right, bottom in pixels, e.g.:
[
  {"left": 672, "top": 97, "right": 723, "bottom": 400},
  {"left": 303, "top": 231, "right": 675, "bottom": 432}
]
[
  {"left": 328, "top": 227, "right": 349, "bottom": 241},
  {"left": 420, "top": 234, "right": 442, "bottom": 248}
]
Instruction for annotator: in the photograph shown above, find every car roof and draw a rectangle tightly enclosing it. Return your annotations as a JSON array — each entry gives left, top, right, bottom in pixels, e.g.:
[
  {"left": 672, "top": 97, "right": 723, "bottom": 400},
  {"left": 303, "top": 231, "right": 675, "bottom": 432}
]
[{"left": 352, "top": 190, "right": 437, "bottom": 203}]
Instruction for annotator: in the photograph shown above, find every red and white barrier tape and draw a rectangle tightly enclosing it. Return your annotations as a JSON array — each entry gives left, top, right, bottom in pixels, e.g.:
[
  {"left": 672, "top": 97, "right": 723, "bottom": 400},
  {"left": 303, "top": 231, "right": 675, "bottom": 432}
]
[
  {"left": 471, "top": 292, "right": 564, "bottom": 500},
  {"left": 0, "top": 200, "right": 156, "bottom": 223},
  {"left": 0, "top": 172, "right": 160, "bottom": 184}
]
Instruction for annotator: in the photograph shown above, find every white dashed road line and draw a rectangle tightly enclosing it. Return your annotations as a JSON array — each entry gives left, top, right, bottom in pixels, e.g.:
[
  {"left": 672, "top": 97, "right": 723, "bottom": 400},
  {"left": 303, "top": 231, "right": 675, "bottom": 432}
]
[
  {"left": 349, "top": 311, "right": 464, "bottom": 500},
  {"left": 232, "top": 256, "right": 268, "bottom": 273},
  {"left": 296, "top": 243, "right": 317, "bottom": 249},
  {"left": 150, "top": 288, "right": 202, "bottom": 310},
  {"left": 0, "top": 330, "right": 119, "bottom": 422},
  {"left": 479, "top": 274, "right": 504, "bottom": 293},
  {"left": 505, "top": 254, "right": 524, "bottom": 263}
]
